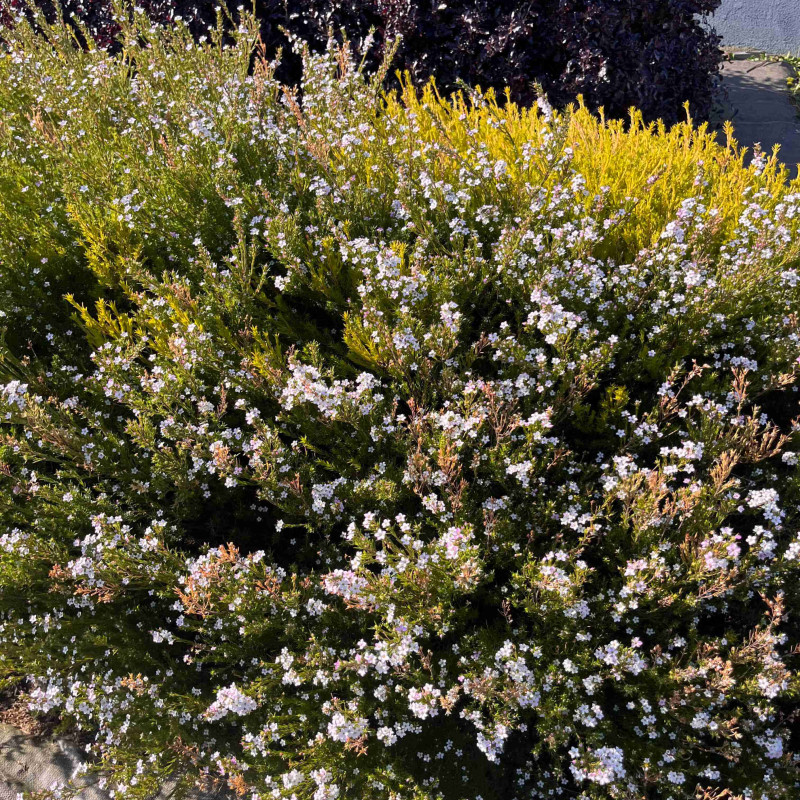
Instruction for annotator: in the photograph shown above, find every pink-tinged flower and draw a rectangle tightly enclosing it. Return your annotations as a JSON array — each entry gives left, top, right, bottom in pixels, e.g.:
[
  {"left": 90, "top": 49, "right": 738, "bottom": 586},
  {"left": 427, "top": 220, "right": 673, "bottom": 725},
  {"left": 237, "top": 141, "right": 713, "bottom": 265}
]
[{"left": 204, "top": 684, "right": 257, "bottom": 721}]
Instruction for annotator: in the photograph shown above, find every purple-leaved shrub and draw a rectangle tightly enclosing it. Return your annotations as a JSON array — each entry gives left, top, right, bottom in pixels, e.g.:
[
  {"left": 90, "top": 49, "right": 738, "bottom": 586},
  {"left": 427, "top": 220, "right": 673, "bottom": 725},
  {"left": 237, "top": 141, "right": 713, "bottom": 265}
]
[
  {"left": 1, "top": 0, "right": 723, "bottom": 125},
  {"left": 0, "top": 8, "right": 799, "bottom": 800}
]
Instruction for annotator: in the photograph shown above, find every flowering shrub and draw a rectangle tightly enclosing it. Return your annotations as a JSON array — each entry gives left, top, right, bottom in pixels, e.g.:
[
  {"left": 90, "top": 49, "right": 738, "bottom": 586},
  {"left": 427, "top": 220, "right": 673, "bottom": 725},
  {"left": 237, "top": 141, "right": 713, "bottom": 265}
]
[
  {"left": 1, "top": 9, "right": 800, "bottom": 800},
  {"left": 1, "top": 0, "right": 723, "bottom": 125}
]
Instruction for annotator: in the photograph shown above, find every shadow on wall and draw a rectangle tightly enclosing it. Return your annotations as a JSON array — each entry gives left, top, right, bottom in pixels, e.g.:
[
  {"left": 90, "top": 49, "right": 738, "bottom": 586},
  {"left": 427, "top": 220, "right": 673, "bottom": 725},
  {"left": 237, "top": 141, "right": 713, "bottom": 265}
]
[
  {"left": 711, "top": 59, "right": 800, "bottom": 176},
  {"left": 712, "top": 0, "right": 800, "bottom": 55}
]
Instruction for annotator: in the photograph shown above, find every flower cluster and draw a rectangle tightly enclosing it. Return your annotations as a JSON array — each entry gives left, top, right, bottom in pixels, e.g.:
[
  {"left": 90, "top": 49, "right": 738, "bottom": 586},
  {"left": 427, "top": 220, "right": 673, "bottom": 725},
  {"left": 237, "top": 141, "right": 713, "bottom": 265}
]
[{"left": 205, "top": 684, "right": 258, "bottom": 721}]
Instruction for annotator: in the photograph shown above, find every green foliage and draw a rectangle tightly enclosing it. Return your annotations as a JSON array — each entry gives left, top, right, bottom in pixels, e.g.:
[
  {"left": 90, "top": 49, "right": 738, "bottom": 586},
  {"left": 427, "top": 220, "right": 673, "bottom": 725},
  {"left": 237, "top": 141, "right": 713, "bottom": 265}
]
[{"left": 1, "top": 9, "right": 800, "bottom": 800}]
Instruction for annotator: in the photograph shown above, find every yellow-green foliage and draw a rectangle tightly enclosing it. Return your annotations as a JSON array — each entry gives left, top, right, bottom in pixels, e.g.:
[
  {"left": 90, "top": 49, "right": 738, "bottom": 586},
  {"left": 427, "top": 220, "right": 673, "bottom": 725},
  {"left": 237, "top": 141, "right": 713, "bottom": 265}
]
[
  {"left": 0, "top": 8, "right": 796, "bottom": 357},
  {"left": 389, "top": 82, "right": 796, "bottom": 254}
]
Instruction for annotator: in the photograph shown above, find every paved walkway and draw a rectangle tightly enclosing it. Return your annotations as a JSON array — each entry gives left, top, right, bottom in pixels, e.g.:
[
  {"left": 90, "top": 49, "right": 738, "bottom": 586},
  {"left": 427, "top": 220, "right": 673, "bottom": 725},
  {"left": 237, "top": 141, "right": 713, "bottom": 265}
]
[
  {"left": 716, "top": 56, "right": 800, "bottom": 175},
  {"left": 0, "top": 722, "right": 107, "bottom": 800},
  {"left": 0, "top": 722, "right": 225, "bottom": 800}
]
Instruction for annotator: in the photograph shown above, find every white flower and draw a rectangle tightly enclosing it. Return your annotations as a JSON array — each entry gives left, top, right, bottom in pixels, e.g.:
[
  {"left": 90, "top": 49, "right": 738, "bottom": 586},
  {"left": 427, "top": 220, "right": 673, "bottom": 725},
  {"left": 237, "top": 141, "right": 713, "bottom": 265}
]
[
  {"left": 204, "top": 684, "right": 257, "bottom": 721},
  {"left": 282, "top": 770, "right": 303, "bottom": 789}
]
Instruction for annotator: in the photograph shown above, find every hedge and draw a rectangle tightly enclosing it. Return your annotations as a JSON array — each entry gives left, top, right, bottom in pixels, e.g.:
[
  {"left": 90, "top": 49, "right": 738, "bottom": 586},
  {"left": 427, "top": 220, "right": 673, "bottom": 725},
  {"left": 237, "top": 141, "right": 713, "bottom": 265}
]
[
  {"left": 1, "top": 8, "right": 799, "bottom": 800},
  {"left": 1, "top": 0, "right": 723, "bottom": 125}
]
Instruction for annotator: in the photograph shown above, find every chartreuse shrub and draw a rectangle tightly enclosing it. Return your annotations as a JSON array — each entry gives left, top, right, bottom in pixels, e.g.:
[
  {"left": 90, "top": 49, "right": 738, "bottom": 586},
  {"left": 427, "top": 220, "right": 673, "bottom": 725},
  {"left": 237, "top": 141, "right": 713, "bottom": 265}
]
[{"left": 2, "top": 9, "right": 800, "bottom": 800}]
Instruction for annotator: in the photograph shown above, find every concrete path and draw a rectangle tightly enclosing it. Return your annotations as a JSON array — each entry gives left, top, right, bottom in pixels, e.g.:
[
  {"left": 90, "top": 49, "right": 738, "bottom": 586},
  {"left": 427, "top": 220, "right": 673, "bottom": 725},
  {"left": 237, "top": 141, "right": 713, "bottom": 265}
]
[
  {"left": 0, "top": 723, "right": 226, "bottom": 800},
  {"left": 715, "top": 56, "right": 800, "bottom": 175},
  {"left": 0, "top": 722, "right": 109, "bottom": 800}
]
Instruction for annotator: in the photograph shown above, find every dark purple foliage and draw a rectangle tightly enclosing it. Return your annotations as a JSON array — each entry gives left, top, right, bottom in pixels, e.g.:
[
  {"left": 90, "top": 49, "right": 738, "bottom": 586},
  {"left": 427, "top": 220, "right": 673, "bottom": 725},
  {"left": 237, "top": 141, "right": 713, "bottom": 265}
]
[{"left": 2, "top": 0, "right": 723, "bottom": 125}]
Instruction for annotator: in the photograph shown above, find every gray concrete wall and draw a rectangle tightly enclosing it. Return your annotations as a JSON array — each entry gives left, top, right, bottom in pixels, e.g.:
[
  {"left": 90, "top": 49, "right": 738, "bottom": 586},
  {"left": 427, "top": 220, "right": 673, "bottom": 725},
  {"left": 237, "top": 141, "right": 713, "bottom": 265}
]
[{"left": 711, "top": 0, "right": 800, "bottom": 54}]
